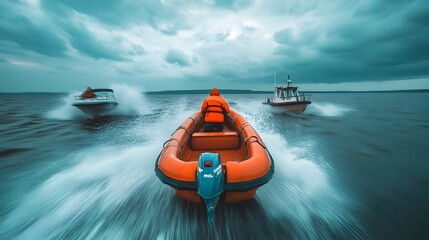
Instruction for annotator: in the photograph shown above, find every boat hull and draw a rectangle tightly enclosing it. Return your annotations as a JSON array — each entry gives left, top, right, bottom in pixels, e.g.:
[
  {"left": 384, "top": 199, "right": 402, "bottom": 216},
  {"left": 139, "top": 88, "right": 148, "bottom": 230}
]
[
  {"left": 155, "top": 110, "right": 274, "bottom": 203},
  {"left": 264, "top": 101, "right": 311, "bottom": 114},
  {"left": 175, "top": 189, "right": 257, "bottom": 203},
  {"left": 73, "top": 102, "right": 118, "bottom": 117}
]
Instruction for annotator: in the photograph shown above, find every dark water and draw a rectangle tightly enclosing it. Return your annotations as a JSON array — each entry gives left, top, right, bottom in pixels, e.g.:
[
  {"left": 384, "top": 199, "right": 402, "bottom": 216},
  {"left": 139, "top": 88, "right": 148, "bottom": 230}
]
[{"left": 1, "top": 89, "right": 428, "bottom": 239}]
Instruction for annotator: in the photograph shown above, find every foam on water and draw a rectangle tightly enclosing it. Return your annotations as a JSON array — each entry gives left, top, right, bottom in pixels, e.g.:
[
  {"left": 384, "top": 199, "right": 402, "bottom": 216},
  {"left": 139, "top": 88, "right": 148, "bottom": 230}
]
[
  {"left": 45, "top": 92, "right": 86, "bottom": 120},
  {"left": 257, "top": 132, "right": 365, "bottom": 238},
  {"left": 0, "top": 143, "right": 161, "bottom": 239},
  {"left": 4, "top": 95, "right": 366, "bottom": 239},
  {"left": 0, "top": 101, "right": 202, "bottom": 239},
  {"left": 234, "top": 99, "right": 365, "bottom": 238},
  {"left": 308, "top": 102, "right": 353, "bottom": 117},
  {"left": 130, "top": 96, "right": 197, "bottom": 144},
  {"left": 3, "top": 92, "right": 427, "bottom": 239},
  {"left": 110, "top": 83, "right": 152, "bottom": 116}
]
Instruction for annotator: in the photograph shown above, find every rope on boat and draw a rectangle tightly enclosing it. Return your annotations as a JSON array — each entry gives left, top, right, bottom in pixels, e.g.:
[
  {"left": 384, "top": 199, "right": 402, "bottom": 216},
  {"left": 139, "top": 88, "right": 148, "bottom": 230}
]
[
  {"left": 176, "top": 126, "right": 189, "bottom": 135},
  {"left": 240, "top": 123, "right": 251, "bottom": 131},
  {"left": 162, "top": 138, "right": 180, "bottom": 148},
  {"left": 244, "top": 136, "right": 267, "bottom": 149}
]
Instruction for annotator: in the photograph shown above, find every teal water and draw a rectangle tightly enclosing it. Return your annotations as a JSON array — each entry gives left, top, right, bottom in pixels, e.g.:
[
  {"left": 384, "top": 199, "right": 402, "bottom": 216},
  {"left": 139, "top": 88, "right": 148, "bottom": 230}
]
[{"left": 1, "top": 91, "right": 428, "bottom": 239}]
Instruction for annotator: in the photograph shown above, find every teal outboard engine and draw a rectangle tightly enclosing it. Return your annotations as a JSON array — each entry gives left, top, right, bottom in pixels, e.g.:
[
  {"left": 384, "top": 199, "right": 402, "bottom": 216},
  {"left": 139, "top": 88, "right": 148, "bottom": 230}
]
[{"left": 197, "top": 152, "right": 225, "bottom": 223}]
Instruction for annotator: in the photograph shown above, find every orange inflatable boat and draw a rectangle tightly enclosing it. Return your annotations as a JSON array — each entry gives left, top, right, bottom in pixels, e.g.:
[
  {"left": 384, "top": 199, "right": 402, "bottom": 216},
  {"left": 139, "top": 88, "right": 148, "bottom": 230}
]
[{"left": 155, "top": 110, "right": 274, "bottom": 221}]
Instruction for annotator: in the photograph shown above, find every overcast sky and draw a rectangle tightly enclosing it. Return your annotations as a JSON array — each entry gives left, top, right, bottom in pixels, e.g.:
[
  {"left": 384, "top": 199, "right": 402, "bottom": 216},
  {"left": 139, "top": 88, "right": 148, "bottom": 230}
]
[{"left": 1, "top": 0, "right": 428, "bottom": 92}]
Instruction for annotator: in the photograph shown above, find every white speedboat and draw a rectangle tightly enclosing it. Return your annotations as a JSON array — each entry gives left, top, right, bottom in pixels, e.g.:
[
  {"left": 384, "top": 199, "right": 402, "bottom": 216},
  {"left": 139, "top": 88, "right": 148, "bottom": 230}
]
[
  {"left": 73, "top": 88, "right": 118, "bottom": 117},
  {"left": 263, "top": 76, "right": 311, "bottom": 114}
]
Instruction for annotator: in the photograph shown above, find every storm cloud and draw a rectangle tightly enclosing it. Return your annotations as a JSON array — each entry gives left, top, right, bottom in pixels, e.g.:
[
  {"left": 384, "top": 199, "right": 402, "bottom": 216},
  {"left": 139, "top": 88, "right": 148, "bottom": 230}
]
[
  {"left": 0, "top": 0, "right": 428, "bottom": 92},
  {"left": 0, "top": 1, "right": 67, "bottom": 57},
  {"left": 165, "top": 49, "right": 190, "bottom": 67}
]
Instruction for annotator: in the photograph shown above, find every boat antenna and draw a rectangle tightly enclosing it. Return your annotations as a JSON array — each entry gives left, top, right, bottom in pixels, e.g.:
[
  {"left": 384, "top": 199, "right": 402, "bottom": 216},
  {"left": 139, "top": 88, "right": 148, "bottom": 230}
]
[{"left": 274, "top": 72, "right": 277, "bottom": 87}]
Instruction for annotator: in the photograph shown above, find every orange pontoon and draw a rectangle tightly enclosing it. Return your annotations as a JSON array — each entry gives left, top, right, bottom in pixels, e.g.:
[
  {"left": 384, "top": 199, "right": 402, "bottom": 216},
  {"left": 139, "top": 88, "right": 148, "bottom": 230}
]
[{"left": 155, "top": 110, "right": 274, "bottom": 220}]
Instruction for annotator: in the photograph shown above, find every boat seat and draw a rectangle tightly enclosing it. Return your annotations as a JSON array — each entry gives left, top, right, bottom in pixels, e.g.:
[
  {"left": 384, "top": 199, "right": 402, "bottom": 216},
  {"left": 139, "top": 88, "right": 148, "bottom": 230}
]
[{"left": 191, "top": 131, "right": 240, "bottom": 150}]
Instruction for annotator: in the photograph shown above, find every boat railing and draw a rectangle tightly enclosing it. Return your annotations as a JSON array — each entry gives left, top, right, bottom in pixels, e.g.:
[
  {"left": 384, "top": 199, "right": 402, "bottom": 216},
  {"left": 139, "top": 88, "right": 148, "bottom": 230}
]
[
  {"left": 74, "top": 95, "right": 117, "bottom": 102},
  {"left": 299, "top": 93, "right": 311, "bottom": 101}
]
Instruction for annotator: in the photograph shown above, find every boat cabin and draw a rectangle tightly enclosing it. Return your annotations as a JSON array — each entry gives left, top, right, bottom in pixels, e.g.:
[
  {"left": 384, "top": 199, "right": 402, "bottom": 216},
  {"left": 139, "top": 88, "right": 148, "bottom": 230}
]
[
  {"left": 273, "top": 80, "right": 302, "bottom": 100},
  {"left": 269, "top": 79, "right": 306, "bottom": 102},
  {"left": 264, "top": 76, "right": 311, "bottom": 104},
  {"left": 75, "top": 88, "right": 117, "bottom": 101}
]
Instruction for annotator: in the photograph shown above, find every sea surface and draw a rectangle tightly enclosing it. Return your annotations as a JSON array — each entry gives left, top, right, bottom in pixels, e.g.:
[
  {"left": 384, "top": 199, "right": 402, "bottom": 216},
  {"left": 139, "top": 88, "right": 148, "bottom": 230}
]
[{"left": 1, "top": 87, "right": 428, "bottom": 240}]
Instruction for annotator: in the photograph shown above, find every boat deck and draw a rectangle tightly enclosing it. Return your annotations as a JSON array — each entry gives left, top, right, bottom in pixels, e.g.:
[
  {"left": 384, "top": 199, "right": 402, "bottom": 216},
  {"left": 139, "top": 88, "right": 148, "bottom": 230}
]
[{"left": 180, "top": 121, "right": 247, "bottom": 164}]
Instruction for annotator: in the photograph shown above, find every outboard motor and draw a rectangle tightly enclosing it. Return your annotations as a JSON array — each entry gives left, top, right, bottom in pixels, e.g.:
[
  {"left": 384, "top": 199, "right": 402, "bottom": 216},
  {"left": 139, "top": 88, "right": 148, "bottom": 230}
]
[{"left": 197, "top": 152, "right": 224, "bottom": 223}]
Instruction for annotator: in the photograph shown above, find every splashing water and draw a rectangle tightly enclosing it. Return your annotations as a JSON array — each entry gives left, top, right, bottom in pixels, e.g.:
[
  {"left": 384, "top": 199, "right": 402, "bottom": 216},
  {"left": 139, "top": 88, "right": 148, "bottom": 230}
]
[
  {"left": 3, "top": 92, "right": 426, "bottom": 239},
  {"left": 3, "top": 94, "right": 367, "bottom": 239},
  {"left": 308, "top": 102, "right": 353, "bottom": 117},
  {"left": 0, "top": 144, "right": 162, "bottom": 239},
  {"left": 110, "top": 83, "right": 152, "bottom": 116},
  {"left": 45, "top": 92, "right": 85, "bottom": 120},
  {"left": 130, "top": 96, "right": 197, "bottom": 143},
  {"left": 1, "top": 100, "right": 210, "bottom": 239},
  {"left": 234, "top": 99, "right": 366, "bottom": 238},
  {"left": 257, "top": 133, "right": 365, "bottom": 238}
]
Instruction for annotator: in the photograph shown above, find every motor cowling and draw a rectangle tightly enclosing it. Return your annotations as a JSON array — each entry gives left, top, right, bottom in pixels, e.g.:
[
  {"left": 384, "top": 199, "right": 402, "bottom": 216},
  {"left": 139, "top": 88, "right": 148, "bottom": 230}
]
[{"left": 197, "top": 152, "right": 224, "bottom": 223}]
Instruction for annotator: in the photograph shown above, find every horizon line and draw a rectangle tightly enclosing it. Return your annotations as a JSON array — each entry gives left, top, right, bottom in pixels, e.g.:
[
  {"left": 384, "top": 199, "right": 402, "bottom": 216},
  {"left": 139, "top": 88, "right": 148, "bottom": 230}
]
[{"left": 1, "top": 88, "right": 428, "bottom": 94}]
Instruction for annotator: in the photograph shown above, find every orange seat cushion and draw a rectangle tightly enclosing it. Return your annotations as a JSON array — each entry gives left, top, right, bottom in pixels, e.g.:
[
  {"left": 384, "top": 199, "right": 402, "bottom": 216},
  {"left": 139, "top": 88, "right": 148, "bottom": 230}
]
[{"left": 191, "top": 131, "right": 240, "bottom": 150}]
